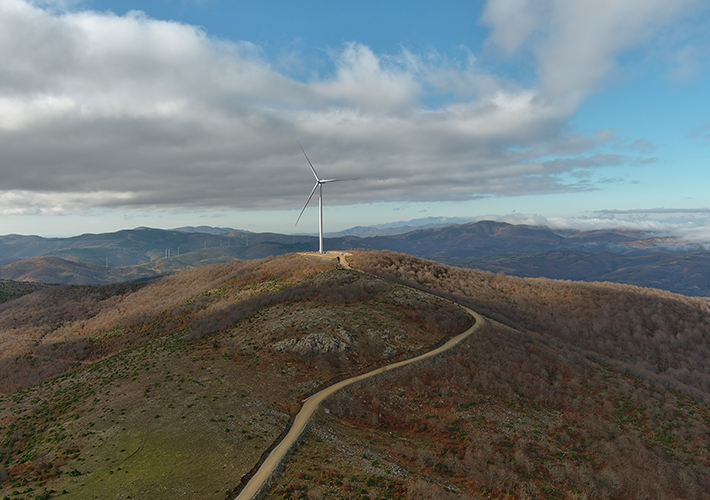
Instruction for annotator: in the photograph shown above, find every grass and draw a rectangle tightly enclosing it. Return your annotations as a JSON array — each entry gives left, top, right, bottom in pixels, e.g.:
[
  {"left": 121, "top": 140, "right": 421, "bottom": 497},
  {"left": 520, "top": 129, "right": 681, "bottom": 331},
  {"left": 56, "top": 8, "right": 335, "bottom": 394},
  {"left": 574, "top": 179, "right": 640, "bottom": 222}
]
[{"left": 0, "top": 327, "right": 293, "bottom": 499}]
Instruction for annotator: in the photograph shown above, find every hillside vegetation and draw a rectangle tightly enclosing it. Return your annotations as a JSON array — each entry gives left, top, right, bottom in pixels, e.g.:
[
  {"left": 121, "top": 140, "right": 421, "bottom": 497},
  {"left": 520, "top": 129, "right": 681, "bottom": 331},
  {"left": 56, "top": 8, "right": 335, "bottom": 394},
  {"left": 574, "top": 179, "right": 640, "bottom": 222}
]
[
  {"left": 0, "top": 250, "right": 243, "bottom": 286},
  {"left": 0, "top": 281, "right": 50, "bottom": 304},
  {"left": 350, "top": 250, "right": 710, "bottom": 398},
  {"left": 267, "top": 251, "right": 710, "bottom": 499},
  {"left": 0, "top": 253, "right": 470, "bottom": 499},
  {"left": 0, "top": 251, "right": 708, "bottom": 499},
  {"left": 444, "top": 250, "right": 710, "bottom": 297}
]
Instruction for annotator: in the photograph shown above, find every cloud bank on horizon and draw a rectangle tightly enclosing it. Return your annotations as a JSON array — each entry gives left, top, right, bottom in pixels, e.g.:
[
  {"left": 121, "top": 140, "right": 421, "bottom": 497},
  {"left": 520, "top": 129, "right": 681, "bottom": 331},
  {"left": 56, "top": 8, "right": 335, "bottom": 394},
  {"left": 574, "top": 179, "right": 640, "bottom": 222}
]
[
  {"left": 478, "top": 209, "right": 710, "bottom": 245},
  {"left": 0, "top": 0, "right": 709, "bottom": 236}
]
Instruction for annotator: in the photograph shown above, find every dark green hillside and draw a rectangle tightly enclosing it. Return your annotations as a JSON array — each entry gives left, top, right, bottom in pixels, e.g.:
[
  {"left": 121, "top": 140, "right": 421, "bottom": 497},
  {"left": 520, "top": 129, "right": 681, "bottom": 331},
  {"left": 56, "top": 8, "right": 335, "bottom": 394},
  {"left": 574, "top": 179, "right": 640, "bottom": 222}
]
[
  {"left": 0, "top": 248, "right": 245, "bottom": 285},
  {"left": 0, "top": 228, "right": 319, "bottom": 269}
]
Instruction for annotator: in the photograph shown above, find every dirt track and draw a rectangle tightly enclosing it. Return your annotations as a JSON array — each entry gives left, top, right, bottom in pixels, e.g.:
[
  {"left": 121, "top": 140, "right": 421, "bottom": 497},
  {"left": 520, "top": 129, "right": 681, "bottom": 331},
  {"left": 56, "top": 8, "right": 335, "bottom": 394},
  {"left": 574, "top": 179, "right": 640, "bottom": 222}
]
[{"left": 234, "top": 281, "right": 484, "bottom": 500}]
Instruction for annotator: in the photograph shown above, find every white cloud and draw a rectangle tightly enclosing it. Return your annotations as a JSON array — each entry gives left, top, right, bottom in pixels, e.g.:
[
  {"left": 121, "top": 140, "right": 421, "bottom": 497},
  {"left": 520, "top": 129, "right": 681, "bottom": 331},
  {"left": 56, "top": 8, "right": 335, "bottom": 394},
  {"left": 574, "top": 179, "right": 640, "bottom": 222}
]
[
  {"left": 0, "top": 189, "right": 135, "bottom": 215},
  {"left": 0, "top": 0, "right": 701, "bottom": 217},
  {"left": 475, "top": 209, "right": 710, "bottom": 245},
  {"left": 481, "top": 0, "right": 542, "bottom": 55},
  {"left": 311, "top": 43, "right": 421, "bottom": 113},
  {"left": 482, "top": 0, "right": 699, "bottom": 110}
]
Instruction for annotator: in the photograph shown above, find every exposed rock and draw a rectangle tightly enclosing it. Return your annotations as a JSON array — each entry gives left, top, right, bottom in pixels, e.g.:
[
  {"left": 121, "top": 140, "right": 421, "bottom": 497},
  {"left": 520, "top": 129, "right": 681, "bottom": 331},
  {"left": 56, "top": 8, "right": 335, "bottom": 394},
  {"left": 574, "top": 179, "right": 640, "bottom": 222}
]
[
  {"left": 367, "top": 329, "right": 391, "bottom": 338},
  {"left": 383, "top": 346, "right": 397, "bottom": 358},
  {"left": 336, "top": 327, "right": 353, "bottom": 343},
  {"left": 270, "top": 332, "right": 352, "bottom": 356}
]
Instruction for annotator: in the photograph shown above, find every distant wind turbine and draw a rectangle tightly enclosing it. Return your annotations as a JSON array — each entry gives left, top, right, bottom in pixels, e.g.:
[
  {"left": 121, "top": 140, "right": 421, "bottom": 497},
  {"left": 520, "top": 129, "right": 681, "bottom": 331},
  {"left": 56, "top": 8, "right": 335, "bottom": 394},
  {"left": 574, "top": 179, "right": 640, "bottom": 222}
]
[{"left": 295, "top": 142, "right": 354, "bottom": 254}]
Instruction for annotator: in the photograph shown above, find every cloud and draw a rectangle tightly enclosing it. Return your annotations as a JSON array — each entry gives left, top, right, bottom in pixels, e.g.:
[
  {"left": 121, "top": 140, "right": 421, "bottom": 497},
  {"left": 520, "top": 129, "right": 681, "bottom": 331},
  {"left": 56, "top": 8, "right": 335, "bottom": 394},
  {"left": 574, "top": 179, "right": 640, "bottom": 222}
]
[
  {"left": 0, "top": 189, "right": 134, "bottom": 215},
  {"left": 475, "top": 209, "right": 710, "bottom": 245},
  {"left": 0, "top": 0, "right": 700, "bottom": 217},
  {"left": 667, "top": 44, "right": 703, "bottom": 83},
  {"left": 627, "top": 139, "right": 656, "bottom": 153},
  {"left": 599, "top": 208, "right": 710, "bottom": 214},
  {"left": 310, "top": 43, "right": 421, "bottom": 113},
  {"left": 481, "top": 0, "right": 699, "bottom": 111}
]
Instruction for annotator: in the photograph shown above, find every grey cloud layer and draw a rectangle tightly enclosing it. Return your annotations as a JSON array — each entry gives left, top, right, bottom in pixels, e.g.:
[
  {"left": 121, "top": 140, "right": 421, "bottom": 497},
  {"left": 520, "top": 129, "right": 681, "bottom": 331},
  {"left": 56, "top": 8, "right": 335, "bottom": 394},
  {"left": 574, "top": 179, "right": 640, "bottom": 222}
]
[{"left": 0, "top": 0, "right": 691, "bottom": 214}]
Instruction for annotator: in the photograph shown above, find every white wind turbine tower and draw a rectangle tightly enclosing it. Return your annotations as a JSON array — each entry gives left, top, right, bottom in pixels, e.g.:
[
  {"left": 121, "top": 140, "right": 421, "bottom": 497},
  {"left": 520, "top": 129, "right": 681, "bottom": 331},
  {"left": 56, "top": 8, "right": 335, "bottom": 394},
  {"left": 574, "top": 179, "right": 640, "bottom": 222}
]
[{"left": 295, "top": 142, "right": 352, "bottom": 254}]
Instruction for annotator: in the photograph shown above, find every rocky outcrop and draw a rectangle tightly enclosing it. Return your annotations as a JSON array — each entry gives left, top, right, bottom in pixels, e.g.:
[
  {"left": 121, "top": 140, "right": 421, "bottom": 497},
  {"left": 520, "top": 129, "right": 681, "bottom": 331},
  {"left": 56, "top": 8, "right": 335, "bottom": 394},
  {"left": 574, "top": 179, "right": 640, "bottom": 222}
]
[{"left": 270, "top": 330, "right": 353, "bottom": 356}]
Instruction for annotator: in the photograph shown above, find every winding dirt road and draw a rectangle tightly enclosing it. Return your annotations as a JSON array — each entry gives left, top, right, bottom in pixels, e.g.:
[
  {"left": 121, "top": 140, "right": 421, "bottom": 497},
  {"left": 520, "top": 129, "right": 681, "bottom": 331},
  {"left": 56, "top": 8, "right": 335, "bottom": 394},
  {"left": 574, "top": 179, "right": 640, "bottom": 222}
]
[{"left": 234, "top": 303, "right": 484, "bottom": 500}]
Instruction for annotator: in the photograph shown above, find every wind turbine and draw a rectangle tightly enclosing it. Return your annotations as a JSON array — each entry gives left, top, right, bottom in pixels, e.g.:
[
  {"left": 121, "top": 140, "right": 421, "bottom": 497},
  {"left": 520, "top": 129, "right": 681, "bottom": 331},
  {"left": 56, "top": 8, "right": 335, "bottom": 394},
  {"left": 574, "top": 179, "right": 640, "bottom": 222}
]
[{"left": 295, "top": 142, "right": 351, "bottom": 254}]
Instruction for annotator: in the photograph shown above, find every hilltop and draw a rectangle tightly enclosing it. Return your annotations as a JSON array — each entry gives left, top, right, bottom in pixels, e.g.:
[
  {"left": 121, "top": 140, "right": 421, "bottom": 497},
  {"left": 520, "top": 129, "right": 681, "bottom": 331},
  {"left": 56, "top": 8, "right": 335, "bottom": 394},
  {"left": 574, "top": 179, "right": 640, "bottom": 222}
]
[{"left": 0, "top": 251, "right": 708, "bottom": 499}]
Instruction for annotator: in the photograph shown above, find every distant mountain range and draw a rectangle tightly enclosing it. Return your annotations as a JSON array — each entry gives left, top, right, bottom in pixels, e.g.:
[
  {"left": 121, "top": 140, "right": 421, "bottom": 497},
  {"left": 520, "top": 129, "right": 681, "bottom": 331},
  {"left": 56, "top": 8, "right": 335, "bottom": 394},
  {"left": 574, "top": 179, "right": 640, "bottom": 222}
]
[
  {"left": 171, "top": 225, "right": 251, "bottom": 236},
  {"left": 0, "top": 221, "right": 708, "bottom": 296},
  {"left": 324, "top": 216, "right": 474, "bottom": 237}
]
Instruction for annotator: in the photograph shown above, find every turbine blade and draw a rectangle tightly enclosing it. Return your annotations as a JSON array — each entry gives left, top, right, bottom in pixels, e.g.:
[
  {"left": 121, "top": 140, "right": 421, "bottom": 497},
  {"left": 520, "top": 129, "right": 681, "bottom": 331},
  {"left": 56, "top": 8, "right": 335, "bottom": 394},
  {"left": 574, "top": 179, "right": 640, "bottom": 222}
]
[
  {"left": 297, "top": 141, "right": 320, "bottom": 181},
  {"left": 320, "top": 177, "right": 359, "bottom": 183},
  {"left": 295, "top": 182, "right": 319, "bottom": 226}
]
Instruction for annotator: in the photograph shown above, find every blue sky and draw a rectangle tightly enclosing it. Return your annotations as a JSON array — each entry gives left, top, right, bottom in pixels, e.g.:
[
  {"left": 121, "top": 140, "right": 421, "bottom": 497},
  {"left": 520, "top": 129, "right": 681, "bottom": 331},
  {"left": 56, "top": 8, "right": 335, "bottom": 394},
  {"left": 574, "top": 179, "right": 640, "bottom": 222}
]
[{"left": 1, "top": 0, "right": 709, "bottom": 240}]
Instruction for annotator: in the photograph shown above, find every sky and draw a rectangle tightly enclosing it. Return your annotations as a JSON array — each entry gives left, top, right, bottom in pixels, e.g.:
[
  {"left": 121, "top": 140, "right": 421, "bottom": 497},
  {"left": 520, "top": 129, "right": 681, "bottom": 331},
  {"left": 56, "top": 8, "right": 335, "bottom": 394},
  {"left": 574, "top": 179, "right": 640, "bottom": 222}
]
[{"left": 1, "top": 0, "right": 710, "bottom": 240}]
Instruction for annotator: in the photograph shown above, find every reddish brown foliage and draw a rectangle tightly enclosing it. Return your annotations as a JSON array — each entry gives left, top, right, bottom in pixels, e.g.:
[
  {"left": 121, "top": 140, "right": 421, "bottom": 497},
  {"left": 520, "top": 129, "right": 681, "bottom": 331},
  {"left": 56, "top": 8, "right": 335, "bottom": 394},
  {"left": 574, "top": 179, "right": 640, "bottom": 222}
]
[{"left": 349, "top": 250, "right": 710, "bottom": 397}]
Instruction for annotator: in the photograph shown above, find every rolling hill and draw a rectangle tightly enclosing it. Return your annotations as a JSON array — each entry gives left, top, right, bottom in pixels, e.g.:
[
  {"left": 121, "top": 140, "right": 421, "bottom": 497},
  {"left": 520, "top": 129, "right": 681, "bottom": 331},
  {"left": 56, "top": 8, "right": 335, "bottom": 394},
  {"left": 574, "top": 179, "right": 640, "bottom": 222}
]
[
  {"left": 0, "top": 249, "right": 246, "bottom": 285},
  {"left": 445, "top": 250, "right": 710, "bottom": 297},
  {"left": 0, "top": 227, "right": 258, "bottom": 267},
  {"left": 2, "top": 221, "right": 709, "bottom": 297},
  {"left": 0, "top": 251, "right": 708, "bottom": 499}
]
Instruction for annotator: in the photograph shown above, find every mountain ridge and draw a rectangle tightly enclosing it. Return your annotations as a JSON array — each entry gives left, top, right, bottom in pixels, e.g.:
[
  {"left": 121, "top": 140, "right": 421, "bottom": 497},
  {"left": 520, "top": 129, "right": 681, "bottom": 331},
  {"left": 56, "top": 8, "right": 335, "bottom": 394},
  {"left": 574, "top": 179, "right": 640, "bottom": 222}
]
[{"left": 1, "top": 221, "right": 709, "bottom": 296}]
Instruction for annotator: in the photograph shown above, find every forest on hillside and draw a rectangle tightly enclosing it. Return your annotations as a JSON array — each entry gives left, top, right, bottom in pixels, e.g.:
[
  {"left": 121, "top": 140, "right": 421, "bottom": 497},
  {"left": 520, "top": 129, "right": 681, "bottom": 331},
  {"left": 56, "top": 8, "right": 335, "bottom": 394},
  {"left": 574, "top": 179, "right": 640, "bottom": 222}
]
[
  {"left": 262, "top": 251, "right": 710, "bottom": 499},
  {"left": 321, "top": 319, "right": 710, "bottom": 499},
  {"left": 0, "top": 255, "right": 336, "bottom": 393},
  {"left": 350, "top": 250, "right": 710, "bottom": 399},
  {"left": 0, "top": 280, "right": 50, "bottom": 304}
]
